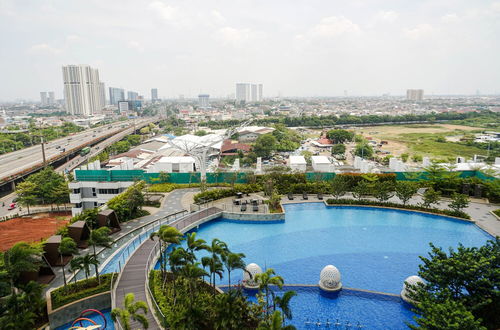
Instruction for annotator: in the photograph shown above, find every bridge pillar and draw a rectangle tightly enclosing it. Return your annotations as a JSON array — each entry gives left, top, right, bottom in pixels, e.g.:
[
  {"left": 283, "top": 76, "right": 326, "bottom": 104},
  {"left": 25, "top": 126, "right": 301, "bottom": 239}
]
[{"left": 11, "top": 181, "right": 16, "bottom": 191}]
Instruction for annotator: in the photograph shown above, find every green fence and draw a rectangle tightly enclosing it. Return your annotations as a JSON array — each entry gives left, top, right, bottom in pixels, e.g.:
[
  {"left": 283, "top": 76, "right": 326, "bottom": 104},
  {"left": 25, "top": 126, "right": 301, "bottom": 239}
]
[{"left": 75, "top": 169, "right": 496, "bottom": 184}]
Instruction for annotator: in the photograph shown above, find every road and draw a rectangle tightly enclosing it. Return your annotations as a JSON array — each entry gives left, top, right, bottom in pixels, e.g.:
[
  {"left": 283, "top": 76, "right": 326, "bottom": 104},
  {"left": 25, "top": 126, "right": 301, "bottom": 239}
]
[{"left": 0, "top": 118, "right": 153, "bottom": 183}]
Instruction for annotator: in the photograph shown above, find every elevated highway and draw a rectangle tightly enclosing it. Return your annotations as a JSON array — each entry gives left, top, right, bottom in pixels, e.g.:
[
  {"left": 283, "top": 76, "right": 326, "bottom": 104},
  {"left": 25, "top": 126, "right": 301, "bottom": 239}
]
[{"left": 0, "top": 117, "right": 158, "bottom": 191}]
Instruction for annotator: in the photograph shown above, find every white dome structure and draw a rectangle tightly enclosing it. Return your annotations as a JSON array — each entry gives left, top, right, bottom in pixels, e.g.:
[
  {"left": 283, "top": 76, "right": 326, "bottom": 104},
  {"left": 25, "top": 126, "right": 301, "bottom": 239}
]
[
  {"left": 401, "top": 275, "right": 424, "bottom": 304},
  {"left": 318, "top": 265, "right": 342, "bottom": 292},
  {"left": 243, "top": 263, "right": 262, "bottom": 289}
]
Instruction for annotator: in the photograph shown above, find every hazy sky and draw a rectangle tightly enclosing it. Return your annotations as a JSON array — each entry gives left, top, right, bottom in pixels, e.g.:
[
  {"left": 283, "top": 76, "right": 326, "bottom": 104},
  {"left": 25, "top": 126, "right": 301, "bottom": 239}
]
[{"left": 1, "top": 0, "right": 500, "bottom": 101}]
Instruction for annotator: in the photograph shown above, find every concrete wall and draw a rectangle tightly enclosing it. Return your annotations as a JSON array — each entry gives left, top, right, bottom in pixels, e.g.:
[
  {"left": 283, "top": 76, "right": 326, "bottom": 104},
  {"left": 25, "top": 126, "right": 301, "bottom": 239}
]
[
  {"left": 221, "top": 211, "right": 285, "bottom": 221},
  {"left": 46, "top": 290, "right": 111, "bottom": 329}
]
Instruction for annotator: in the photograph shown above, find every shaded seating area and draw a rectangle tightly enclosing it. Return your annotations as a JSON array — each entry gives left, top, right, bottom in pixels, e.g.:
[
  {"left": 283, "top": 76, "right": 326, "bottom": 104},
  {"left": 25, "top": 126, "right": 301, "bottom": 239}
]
[
  {"left": 97, "top": 209, "right": 121, "bottom": 233},
  {"left": 287, "top": 193, "right": 294, "bottom": 200},
  {"left": 317, "top": 193, "right": 324, "bottom": 200},
  {"left": 43, "top": 235, "right": 73, "bottom": 267},
  {"left": 20, "top": 255, "right": 55, "bottom": 285},
  {"left": 68, "top": 220, "right": 91, "bottom": 248},
  {"left": 302, "top": 192, "right": 309, "bottom": 200}
]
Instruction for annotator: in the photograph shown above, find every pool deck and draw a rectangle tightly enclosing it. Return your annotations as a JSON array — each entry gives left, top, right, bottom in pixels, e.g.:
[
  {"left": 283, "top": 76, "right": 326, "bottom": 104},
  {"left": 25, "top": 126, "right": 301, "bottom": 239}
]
[{"left": 281, "top": 193, "right": 500, "bottom": 237}]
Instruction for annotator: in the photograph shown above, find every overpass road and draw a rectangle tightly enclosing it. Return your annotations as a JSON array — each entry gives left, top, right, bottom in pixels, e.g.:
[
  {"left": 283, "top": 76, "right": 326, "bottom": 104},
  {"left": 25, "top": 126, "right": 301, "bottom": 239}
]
[{"left": 0, "top": 117, "right": 157, "bottom": 185}]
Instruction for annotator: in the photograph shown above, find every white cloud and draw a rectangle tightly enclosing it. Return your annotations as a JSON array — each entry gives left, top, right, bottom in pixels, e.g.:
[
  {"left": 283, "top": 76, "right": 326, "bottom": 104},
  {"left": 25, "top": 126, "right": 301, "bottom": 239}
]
[
  {"left": 128, "top": 41, "right": 144, "bottom": 52},
  {"left": 375, "top": 10, "right": 399, "bottom": 22},
  {"left": 210, "top": 10, "right": 225, "bottom": 24},
  {"left": 28, "top": 43, "right": 62, "bottom": 55},
  {"left": 149, "top": 1, "right": 177, "bottom": 21},
  {"left": 215, "top": 26, "right": 262, "bottom": 46},
  {"left": 441, "top": 13, "right": 459, "bottom": 23},
  {"left": 404, "top": 24, "right": 434, "bottom": 40},
  {"left": 308, "top": 16, "right": 361, "bottom": 38},
  {"left": 66, "top": 35, "right": 81, "bottom": 43},
  {"left": 491, "top": 2, "right": 500, "bottom": 13}
]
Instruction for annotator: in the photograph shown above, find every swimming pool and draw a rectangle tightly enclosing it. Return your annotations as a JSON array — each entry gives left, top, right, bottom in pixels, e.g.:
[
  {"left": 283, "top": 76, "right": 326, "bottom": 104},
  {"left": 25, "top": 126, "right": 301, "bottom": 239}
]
[
  {"left": 155, "top": 203, "right": 492, "bottom": 328},
  {"left": 56, "top": 308, "right": 114, "bottom": 330}
]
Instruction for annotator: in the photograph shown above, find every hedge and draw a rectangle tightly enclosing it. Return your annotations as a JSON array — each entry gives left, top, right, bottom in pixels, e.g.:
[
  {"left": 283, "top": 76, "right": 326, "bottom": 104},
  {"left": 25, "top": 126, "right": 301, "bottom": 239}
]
[
  {"left": 51, "top": 273, "right": 115, "bottom": 310},
  {"left": 325, "top": 198, "right": 471, "bottom": 220}
]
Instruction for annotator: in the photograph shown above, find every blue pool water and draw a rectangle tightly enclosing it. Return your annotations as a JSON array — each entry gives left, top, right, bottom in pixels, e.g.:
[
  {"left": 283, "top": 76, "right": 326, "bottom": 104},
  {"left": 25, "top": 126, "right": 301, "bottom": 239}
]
[
  {"left": 56, "top": 308, "right": 114, "bottom": 330},
  {"left": 154, "top": 203, "right": 492, "bottom": 328},
  {"left": 246, "top": 286, "right": 415, "bottom": 329}
]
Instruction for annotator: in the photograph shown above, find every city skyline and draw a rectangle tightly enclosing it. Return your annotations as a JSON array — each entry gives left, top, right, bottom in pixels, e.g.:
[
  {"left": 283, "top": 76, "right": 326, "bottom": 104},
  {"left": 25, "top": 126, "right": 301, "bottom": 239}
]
[{"left": 1, "top": 0, "right": 500, "bottom": 101}]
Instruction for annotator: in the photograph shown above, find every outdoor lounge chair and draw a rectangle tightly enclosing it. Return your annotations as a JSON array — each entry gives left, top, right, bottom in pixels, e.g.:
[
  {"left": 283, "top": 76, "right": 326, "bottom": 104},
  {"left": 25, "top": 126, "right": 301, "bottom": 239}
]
[
  {"left": 241, "top": 204, "right": 247, "bottom": 212},
  {"left": 302, "top": 192, "right": 308, "bottom": 200},
  {"left": 253, "top": 204, "right": 259, "bottom": 212},
  {"left": 317, "top": 193, "right": 323, "bottom": 200},
  {"left": 288, "top": 193, "right": 294, "bottom": 200}
]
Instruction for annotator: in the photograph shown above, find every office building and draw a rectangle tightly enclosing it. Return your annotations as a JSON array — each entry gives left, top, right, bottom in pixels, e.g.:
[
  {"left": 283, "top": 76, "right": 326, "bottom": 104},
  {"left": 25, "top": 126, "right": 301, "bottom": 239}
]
[
  {"left": 99, "top": 82, "right": 106, "bottom": 106},
  {"left": 62, "top": 64, "right": 103, "bottom": 116},
  {"left": 127, "top": 91, "right": 139, "bottom": 101},
  {"left": 40, "top": 92, "right": 48, "bottom": 105},
  {"left": 406, "top": 89, "right": 424, "bottom": 101},
  {"left": 48, "top": 91, "right": 55, "bottom": 105},
  {"left": 151, "top": 88, "right": 158, "bottom": 102},
  {"left": 198, "top": 94, "right": 210, "bottom": 108},
  {"left": 236, "top": 82, "right": 263, "bottom": 102},
  {"left": 109, "top": 87, "right": 125, "bottom": 105}
]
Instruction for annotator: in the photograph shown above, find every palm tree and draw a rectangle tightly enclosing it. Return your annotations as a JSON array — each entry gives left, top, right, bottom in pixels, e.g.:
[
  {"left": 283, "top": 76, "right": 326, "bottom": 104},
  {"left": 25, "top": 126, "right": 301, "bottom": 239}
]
[
  {"left": 57, "top": 237, "right": 78, "bottom": 288},
  {"left": 222, "top": 252, "right": 246, "bottom": 288},
  {"left": 70, "top": 257, "right": 83, "bottom": 284},
  {"left": 3, "top": 242, "right": 42, "bottom": 292},
  {"left": 74, "top": 254, "right": 98, "bottom": 280},
  {"left": 179, "top": 262, "right": 208, "bottom": 309},
  {"left": 255, "top": 268, "right": 284, "bottom": 315},
  {"left": 150, "top": 226, "right": 183, "bottom": 279},
  {"left": 88, "top": 227, "right": 112, "bottom": 283},
  {"left": 201, "top": 255, "right": 224, "bottom": 294},
  {"left": 274, "top": 291, "right": 297, "bottom": 323},
  {"left": 111, "top": 293, "right": 149, "bottom": 330},
  {"left": 257, "top": 310, "right": 296, "bottom": 330},
  {"left": 185, "top": 232, "right": 208, "bottom": 263}
]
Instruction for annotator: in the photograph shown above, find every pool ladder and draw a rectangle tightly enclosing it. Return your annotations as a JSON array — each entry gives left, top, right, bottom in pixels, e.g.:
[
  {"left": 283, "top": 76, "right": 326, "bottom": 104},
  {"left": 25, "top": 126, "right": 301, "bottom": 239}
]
[{"left": 304, "top": 318, "right": 364, "bottom": 328}]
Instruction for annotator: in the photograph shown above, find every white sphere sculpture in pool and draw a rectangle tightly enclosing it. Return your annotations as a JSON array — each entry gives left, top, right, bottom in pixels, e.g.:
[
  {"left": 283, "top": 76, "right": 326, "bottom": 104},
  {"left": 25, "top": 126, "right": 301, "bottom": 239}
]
[
  {"left": 401, "top": 275, "right": 424, "bottom": 304},
  {"left": 319, "top": 265, "right": 342, "bottom": 292},
  {"left": 243, "top": 263, "right": 262, "bottom": 289}
]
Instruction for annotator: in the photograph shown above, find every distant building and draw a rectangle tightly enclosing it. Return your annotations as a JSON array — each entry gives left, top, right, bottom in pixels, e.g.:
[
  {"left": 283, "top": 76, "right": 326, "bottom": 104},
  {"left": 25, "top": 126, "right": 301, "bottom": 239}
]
[
  {"left": 48, "top": 91, "right": 55, "bottom": 105},
  {"left": 237, "top": 126, "right": 275, "bottom": 142},
  {"left": 118, "top": 101, "right": 131, "bottom": 112},
  {"left": 236, "top": 83, "right": 263, "bottom": 103},
  {"left": 62, "top": 64, "right": 104, "bottom": 116},
  {"left": 406, "top": 89, "right": 424, "bottom": 101},
  {"left": 40, "top": 92, "right": 48, "bottom": 105},
  {"left": 311, "top": 156, "right": 332, "bottom": 172},
  {"left": 99, "top": 82, "right": 106, "bottom": 106},
  {"left": 289, "top": 155, "right": 307, "bottom": 172},
  {"left": 198, "top": 94, "right": 210, "bottom": 108},
  {"left": 151, "top": 88, "right": 158, "bottom": 102},
  {"left": 109, "top": 87, "right": 125, "bottom": 105},
  {"left": 127, "top": 91, "right": 139, "bottom": 101}
]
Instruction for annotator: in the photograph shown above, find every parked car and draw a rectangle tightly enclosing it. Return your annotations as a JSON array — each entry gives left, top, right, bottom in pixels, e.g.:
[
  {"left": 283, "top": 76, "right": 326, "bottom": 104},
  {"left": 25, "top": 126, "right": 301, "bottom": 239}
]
[{"left": 8, "top": 202, "right": 16, "bottom": 210}]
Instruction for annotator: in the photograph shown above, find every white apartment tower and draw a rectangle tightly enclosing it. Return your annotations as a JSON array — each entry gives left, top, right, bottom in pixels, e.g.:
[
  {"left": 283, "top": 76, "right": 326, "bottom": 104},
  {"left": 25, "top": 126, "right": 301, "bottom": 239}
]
[
  {"left": 40, "top": 92, "right": 48, "bottom": 105},
  {"left": 236, "top": 82, "right": 263, "bottom": 103},
  {"left": 62, "top": 65, "right": 104, "bottom": 116},
  {"left": 406, "top": 89, "right": 424, "bottom": 101}
]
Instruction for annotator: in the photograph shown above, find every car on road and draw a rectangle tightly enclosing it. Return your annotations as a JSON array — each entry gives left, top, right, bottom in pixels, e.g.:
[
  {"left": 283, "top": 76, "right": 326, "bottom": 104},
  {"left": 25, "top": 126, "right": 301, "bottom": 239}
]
[{"left": 8, "top": 202, "right": 16, "bottom": 210}]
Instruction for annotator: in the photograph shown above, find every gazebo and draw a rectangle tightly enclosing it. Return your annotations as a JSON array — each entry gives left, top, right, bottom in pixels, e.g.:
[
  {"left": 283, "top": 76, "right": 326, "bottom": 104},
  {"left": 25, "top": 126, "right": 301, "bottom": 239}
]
[
  {"left": 97, "top": 209, "right": 121, "bottom": 233},
  {"left": 68, "top": 221, "right": 91, "bottom": 248}
]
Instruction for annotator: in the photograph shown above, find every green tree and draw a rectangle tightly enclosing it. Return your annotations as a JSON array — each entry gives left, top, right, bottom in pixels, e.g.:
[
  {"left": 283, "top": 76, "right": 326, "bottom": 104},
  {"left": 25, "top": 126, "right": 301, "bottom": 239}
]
[
  {"left": 274, "top": 290, "right": 297, "bottom": 323},
  {"left": 448, "top": 193, "right": 469, "bottom": 213},
  {"left": 354, "top": 142, "right": 373, "bottom": 158},
  {"left": 2, "top": 242, "right": 43, "bottom": 291},
  {"left": 331, "top": 144, "right": 346, "bottom": 156},
  {"left": 374, "top": 181, "right": 395, "bottom": 202},
  {"left": 253, "top": 134, "right": 278, "bottom": 158},
  {"left": 72, "top": 254, "right": 99, "bottom": 280},
  {"left": 15, "top": 181, "right": 38, "bottom": 214},
  {"left": 395, "top": 181, "right": 418, "bottom": 205},
  {"left": 326, "top": 129, "right": 354, "bottom": 144},
  {"left": 58, "top": 237, "right": 78, "bottom": 287},
  {"left": 150, "top": 226, "right": 183, "bottom": 280},
  {"left": 257, "top": 310, "right": 296, "bottom": 330},
  {"left": 88, "top": 227, "right": 112, "bottom": 283},
  {"left": 0, "top": 281, "right": 45, "bottom": 330},
  {"left": 410, "top": 239, "right": 500, "bottom": 329},
  {"left": 401, "top": 153, "right": 409, "bottom": 162},
  {"left": 195, "top": 130, "right": 207, "bottom": 136},
  {"left": 111, "top": 293, "right": 149, "bottom": 330},
  {"left": 126, "top": 134, "right": 141, "bottom": 146},
  {"left": 255, "top": 268, "right": 284, "bottom": 316},
  {"left": 421, "top": 188, "right": 441, "bottom": 208},
  {"left": 222, "top": 252, "right": 246, "bottom": 288},
  {"left": 330, "top": 175, "right": 348, "bottom": 199},
  {"left": 352, "top": 180, "right": 371, "bottom": 200}
]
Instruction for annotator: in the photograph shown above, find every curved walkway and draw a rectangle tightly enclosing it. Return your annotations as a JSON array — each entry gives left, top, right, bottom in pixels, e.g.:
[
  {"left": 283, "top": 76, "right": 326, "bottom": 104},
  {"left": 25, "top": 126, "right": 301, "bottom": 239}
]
[{"left": 114, "top": 206, "right": 222, "bottom": 330}]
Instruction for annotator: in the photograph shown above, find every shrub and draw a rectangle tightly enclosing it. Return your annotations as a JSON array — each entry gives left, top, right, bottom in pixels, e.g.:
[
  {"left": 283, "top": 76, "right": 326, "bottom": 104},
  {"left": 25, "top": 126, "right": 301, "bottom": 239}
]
[
  {"left": 336, "top": 173, "right": 397, "bottom": 189},
  {"left": 193, "top": 184, "right": 262, "bottom": 203},
  {"left": 51, "top": 273, "right": 115, "bottom": 309},
  {"left": 325, "top": 199, "right": 471, "bottom": 219}
]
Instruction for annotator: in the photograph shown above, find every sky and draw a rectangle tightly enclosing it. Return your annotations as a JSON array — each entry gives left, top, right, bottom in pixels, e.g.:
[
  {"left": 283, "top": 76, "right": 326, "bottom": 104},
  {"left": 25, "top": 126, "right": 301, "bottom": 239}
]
[{"left": 1, "top": 0, "right": 500, "bottom": 101}]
